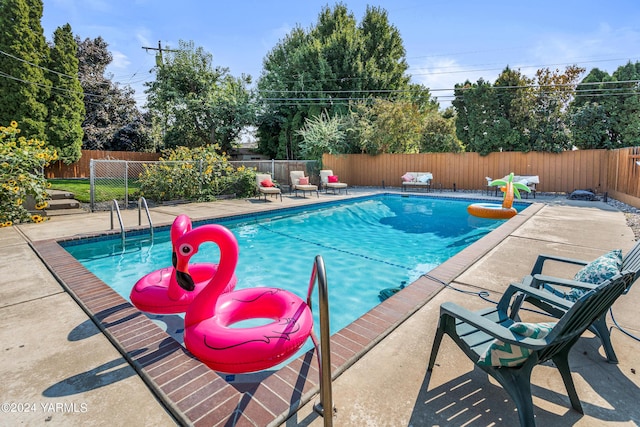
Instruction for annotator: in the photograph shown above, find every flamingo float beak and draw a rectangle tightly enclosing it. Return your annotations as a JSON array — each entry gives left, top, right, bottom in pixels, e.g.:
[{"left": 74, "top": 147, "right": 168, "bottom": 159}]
[
  {"left": 174, "top": 247, "right": 195, "bottom": 291},
  {"left": 176, "top": 270, "right": 195, "bottom": 291}
]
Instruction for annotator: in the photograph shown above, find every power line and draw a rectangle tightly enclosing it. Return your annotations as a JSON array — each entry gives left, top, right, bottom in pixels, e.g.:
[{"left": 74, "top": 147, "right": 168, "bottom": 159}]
[{"left": 0, "top": 48, "right": 78, "bottom": 80}]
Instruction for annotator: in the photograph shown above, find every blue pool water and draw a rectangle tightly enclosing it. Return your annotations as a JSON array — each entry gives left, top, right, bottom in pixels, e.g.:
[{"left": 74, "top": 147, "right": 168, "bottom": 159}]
[{"left": 63, "top": 194, "right": 513, "bottom": 366}]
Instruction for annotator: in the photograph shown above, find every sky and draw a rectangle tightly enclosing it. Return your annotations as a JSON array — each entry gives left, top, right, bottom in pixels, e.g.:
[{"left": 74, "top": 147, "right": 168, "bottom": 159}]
[{"left": 40, "top": 0, "right": 640, "bottom": 109}]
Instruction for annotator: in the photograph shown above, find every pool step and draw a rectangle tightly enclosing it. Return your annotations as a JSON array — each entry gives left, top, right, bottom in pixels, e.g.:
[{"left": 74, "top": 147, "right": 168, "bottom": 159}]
[{"left": 44, "top": 190, "right": 85, "bottom": 215}]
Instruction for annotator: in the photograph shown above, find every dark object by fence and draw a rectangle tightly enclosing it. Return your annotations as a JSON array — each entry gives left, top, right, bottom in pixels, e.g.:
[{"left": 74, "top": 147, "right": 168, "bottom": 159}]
[{"left": 567, "top": 189, "right": 599, "bottom": 201}]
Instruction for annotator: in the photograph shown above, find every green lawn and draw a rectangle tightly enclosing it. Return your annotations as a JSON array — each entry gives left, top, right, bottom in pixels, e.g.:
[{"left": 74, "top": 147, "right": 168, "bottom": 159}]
[{"left": 48, "top": 178, "right": 141, "bottom": 203}]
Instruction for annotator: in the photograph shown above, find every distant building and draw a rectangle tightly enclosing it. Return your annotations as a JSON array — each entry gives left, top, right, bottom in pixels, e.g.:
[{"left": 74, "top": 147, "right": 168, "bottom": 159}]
[{"left": 230, "top": 126, "right": 270, "bottom": 160}]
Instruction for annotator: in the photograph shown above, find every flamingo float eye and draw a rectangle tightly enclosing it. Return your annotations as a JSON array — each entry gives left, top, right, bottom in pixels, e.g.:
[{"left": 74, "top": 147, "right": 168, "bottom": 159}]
[{"left": 179, "top": 243, "right": 193, "bottom": 256}]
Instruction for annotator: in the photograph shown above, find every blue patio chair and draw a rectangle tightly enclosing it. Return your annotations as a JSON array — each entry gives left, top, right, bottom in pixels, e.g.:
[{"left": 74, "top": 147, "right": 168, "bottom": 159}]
[
  {"left": 516, "top": 240, "right": 640, "bottom": 363},
  {"left": 428, "top": 270, "right": 634, "bottom": 427}
]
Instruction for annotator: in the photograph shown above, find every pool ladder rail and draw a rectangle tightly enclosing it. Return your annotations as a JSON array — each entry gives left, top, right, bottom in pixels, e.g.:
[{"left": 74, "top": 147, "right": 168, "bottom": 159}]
[
  {"left": 110, "top": 198, "right": 154, "bottom": 242},
  {"left": 307, "top": 255, "right": 336, "bottom": 426}
]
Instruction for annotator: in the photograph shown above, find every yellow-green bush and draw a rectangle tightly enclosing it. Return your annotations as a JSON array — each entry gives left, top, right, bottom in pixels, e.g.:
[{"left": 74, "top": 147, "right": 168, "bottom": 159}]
[
  {"left": 1, "top": 121, "right": 57, "bottom": 226},
  {"left": 139, "top": 145, "right": 256, "bottom": 202}
]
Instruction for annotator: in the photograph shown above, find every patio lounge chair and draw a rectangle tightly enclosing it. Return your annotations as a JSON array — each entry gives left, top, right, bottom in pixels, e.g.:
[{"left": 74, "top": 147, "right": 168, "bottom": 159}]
[
  {"left": 428, "top": 270, "right": 635, "bottom": 427},
  {"left": 290, "top": 171, "right": 319, "bottom": 198},
  {"left": 320, "top": 170, "right": 348, "bottom": 194},
  {"left": 514, "top": 240, "right": 640, "bottom": 363},
  {"left": 256, "top": 173, "right": 282, "bottom": 202}
]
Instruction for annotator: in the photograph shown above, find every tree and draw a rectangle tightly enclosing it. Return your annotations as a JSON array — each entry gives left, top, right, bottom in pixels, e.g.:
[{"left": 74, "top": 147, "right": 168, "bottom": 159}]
[
  {"left": 145, "top": 40, "right": 255, "bottom": 153},
  {"left": 257, "top": 3, "right": 424, "bottom": 159},
  {"left": 453, "top": 79, "right": 512, "bottom": 155},
  {"left": 110, "top": 114, "right": 154, "bottom": 152},
  {"left": 76, "top": 36, "right": 150, "bottom": 151},
  {"left": 454, "top": 65, "right": 584, "bottom": 154},
  {"left": 296, "top": 110, "right": 348, "bottom": 162},
  {"left": 359, "top": 6, "right": 409, "bottom": 92},
  {"left": 570, "top": 102, "right": 612, "bottom": 149},
  {"left": 569, "top": 63, "right": 640, "bottom": 148},
  {"left": 0, "top": 0, "right": 49, "bottom": 140},
  {"left": 348, "top": 99, "right": 423, "bottom": 154},
  {"left": 46, "top": 24, "right": 84, "bottom": 163},
  {"left": 421, "top": 110, "right": 464, "bottom": 153},
  {"left": 527, "top": 66, "right": 584, "bottom": 152},
  {"left": 609, "top": 62, "right": 640, "bottom": 147}
]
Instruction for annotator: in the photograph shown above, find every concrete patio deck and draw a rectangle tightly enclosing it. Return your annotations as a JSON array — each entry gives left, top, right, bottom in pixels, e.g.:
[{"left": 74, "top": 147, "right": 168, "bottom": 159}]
[{"left": 1, "top": 189, "right": 639, "bottom": 426}]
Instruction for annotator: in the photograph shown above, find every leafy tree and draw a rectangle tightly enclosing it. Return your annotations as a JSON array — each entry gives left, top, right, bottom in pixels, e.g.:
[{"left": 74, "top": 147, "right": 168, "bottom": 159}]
[
  {"left": 421, "top": 110, "right": 464, "bottom": 153},
  {"left": 110, "top": 114, "right": 154, "bottom": 152},
  {"left": 257, "top": 3, "right": 423, "bottom": 159},
  {"left": 609, "top": 62, "right": 640, "bottom": 146},
  {"left": 569, "top": 63, "right": 640, "bottom": 148},
  {"left": 527, "top": 66, "right": 584, "bottom": 152},
  {"left": 145, "top": 40, "right": 255, "bottom": 153},
  {"left": 454, "top": 65, "right": 584, "bottom": 154},
  {"left": 296, "top": 110, "right": 348, "bottom": 162},
  {"left": 569, "top": 102, "right": 612, "bottom": 149},
  {"left": 453, "top": 79, "right": 513, "bottom": 155},
  {"left": 0, "top": 0, "right": 49, "bottom": 140},
  {"left": 349, "top": 99, "right": 423, "bottom": 154},
  {"left": 46, "top": 24, "right": 84, "bottom": 163},
  {"left": 494, "top": 66, "right": 534, "bottom": 151},
  {"left": 572, "top": 67, "right": 612, "bottom": 109},
  {"left": 359, "top": 6, "right": 409, "bottom": 92},
  {"left": 76, "top": 36, "right": 149, "bottom": 151}
]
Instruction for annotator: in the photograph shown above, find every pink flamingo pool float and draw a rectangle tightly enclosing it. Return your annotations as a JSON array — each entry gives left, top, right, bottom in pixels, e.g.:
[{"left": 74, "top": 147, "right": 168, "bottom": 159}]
[
  {"left": 174, "top": 223, "right": 314, "bottom": 373},
  {"left": 130, "top": 214, "right": 236, "bottom": 314}
]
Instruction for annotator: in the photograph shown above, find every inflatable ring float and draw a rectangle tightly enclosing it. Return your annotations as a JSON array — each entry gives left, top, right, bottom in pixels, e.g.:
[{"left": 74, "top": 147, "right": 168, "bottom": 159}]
[
  {"left": 174, "top": 224, "right": 313, "bottom": 373},
  {"left": 467, "top": 203, "right": 517, "bottom": 220},
  {"left": 130, "top": 214, "right": 236, "bottom": 314}
]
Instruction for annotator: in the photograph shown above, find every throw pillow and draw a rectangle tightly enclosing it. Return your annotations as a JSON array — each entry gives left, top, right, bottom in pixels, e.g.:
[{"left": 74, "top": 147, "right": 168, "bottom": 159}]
[
  {"left": 550, "top": 249, "right": 622, "bottom": 302},
  {"left": 328, "top": 175, "right": 339, "bottom": 183},
  {"left": 260, "top": 179, "right": 274, "bottom": 187},
  {"left": 298, "top": 177, "right": 309, "bottom": 185},
  {"left": 418, "top": 174, "right": 431, "bottom": 183},
  {"left": 401, "top": 173, "right": 414, "bottom": 182},
  {"left": 477, "top": 322, "right": 556, "bottom": 367}
]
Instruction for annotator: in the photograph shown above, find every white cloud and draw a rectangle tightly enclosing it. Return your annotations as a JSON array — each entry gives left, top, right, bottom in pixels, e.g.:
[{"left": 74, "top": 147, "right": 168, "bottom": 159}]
[
  {"left": 110, "top": 50, "right": 131, "bottom": 69},
  {"left": 528, "top": 23, "right": 640, "bottom": 75}
]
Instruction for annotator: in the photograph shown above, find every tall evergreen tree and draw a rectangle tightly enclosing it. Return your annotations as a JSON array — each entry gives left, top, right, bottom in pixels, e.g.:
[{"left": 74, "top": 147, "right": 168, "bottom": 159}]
[
  {"left": 0, "top": 0, "right": 49, "bottom": 140},
  {"left": 46, "top": 24, "right": 84, "bottom": 163}
]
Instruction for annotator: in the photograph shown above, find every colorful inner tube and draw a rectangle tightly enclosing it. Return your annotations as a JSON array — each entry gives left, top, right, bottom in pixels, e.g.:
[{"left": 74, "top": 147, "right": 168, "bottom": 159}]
[{"left": 467, "top": 203, "right": 517, "bottom": 220}]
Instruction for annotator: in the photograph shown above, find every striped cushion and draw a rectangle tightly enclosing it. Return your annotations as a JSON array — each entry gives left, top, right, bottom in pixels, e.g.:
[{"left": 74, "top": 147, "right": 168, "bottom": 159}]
[{"left": 477, "top": 322, "right": 556, "bottom": 367}]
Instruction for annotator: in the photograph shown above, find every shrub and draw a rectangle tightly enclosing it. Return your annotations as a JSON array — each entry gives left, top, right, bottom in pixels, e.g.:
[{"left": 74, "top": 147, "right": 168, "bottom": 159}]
[
  {"left": 1, "top": 121, "right": 58, "bottom": 226},
  {"left": 138, "top": 145, "right": 256, "bottom": 202}
]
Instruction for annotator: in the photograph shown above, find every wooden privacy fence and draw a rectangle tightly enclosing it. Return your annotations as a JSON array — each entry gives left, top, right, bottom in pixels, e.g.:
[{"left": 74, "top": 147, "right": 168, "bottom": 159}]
[
  {"left": 45, "top": 150, "right": 160, "bottom": 178},
  {"left": 322, "top": 147, "right": 640, "bottom": 208},
  {"left": 323, "top": 150, "right": 610, "bottom": 193},
  {"left": 606, "top": 147, "right": 640, "bottom": 207}
]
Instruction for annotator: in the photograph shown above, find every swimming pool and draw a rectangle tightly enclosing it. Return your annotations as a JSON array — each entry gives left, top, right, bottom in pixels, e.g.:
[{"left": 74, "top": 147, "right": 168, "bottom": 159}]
[
  {"left": 34, "top": 192, "right": 535, "bottom": 425},
  {"left": 63, "top": 194, "right": 513, "bottom": 362}
]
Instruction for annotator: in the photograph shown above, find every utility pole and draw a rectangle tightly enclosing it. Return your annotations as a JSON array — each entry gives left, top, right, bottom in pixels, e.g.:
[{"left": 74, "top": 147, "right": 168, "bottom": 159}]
[{"left": 142, "top": 41, "right": 178, "bottom": 67}]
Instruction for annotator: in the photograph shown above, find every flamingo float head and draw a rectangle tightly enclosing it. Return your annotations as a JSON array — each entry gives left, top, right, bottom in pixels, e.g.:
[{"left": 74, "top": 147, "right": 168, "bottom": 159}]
[
  {"left": 174, "top": 224, "right": 239, "bottom": 295},
  {"left": 170, "top": 215, "right": 193, "bottom": 269}
]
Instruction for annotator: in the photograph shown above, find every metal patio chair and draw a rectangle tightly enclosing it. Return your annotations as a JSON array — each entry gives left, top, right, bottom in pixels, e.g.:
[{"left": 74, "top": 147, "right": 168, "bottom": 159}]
[{"left": 428, "top": 270, "right": 635, "bottom": 427}]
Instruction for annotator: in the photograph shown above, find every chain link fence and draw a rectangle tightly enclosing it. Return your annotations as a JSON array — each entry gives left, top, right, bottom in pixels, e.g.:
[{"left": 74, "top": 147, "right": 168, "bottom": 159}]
[{"left": 89, "top": 159, "right": 319, "bottom": 211}]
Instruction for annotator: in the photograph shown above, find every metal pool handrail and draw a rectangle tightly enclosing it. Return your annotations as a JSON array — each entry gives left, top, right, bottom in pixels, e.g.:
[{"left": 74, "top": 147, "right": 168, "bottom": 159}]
[
  {"left": 110, "top": 199, "right": 125, "bottom": 242},
  {"left": 138, "top": 197, "right": 153, "bottom": 239},
  {"left": 307, "top": 255, "right": 335, "bottom": 426}
]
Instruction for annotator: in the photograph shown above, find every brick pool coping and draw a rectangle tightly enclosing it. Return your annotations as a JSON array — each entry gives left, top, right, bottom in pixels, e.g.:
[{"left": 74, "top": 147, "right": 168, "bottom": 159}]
[{"left": 29, "top": 200, "right": 542, "bottom": 426}]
